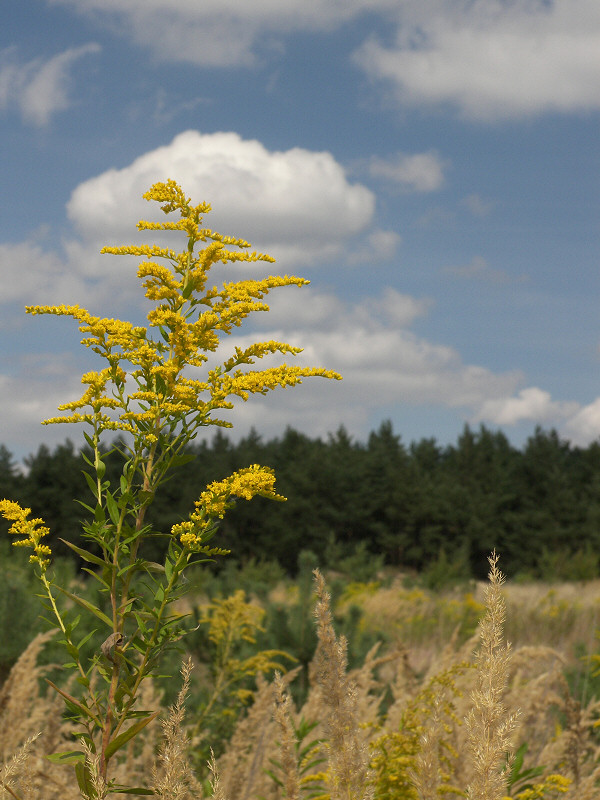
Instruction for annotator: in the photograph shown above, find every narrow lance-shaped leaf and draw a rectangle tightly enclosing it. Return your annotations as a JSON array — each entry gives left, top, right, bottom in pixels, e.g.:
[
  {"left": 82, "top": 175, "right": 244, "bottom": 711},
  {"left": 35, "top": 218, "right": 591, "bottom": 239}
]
[
  {"left": 104, "top": 711, "right": 160, "bottom": 760},
  {"left": 56, "top": 586, "right": 114, "bottom": 628},
  {"left": 60, "top": 538, "right": 107, "bottom": 568},
  {"left": 46, "top": 679, "right": 101, "bottom": 726}
]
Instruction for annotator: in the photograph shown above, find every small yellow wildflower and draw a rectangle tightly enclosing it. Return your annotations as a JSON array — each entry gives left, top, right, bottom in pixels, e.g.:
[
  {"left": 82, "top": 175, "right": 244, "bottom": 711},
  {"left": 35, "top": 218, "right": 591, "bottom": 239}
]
[{"left": 0, "top": 499, "right": 52, "bottom": 571}]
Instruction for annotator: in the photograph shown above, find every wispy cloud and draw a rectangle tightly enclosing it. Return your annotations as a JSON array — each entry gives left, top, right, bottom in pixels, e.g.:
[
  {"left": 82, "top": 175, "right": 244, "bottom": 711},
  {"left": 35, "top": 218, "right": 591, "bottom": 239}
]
[
  {"left": 442, "top": 255, "right": 527, "bottom": 284},
  {"left": 461, "top": 193, "right": 494, "bottom": 217},
  {"left": 47, "top": 0, "right": 398, "bottom": 67},
  {"left": 48, "top": 0, "right": 600, "bottom": 120},
  {"left": 368, "top": 151, "right": 447, "bottom": 192},
  {"left": 0, "top": 44, "right": 100, "bottom": 125},
  {"left": 354, "top": 0, "right": 600, "bottom": 120}
]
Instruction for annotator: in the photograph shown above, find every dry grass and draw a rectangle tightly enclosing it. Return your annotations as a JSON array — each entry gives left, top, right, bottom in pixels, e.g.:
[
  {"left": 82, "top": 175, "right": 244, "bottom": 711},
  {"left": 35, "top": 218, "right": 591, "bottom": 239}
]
[
  {"left": 4, "top": 560, "right": 600, "bottom": 798},
  {"left": 465, "top": 553, "right": 519, "bottom": 800}
]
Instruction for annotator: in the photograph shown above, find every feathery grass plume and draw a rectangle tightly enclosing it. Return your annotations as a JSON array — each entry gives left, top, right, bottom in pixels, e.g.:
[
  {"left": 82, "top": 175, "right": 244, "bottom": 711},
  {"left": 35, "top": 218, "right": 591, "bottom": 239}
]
[
  {"left": 208, "top": 749, "right": 229, "bottom": 800},
  {"left": 0, "top": 732, "right": 40, "bottom": 800},
  {"left": 272, "top": 671, "right": 301, "bottom": 800},
  {"left": 466, "top": 552, "right": 519, "bottom": 800},
  {"left": 216, "top": 672, "right": 278, "bottom": 800},
  {"left": 152, "top": 657, "right": 199, "bottom": 800},
  {"left": 0, "top": 631, "right": 55, "bottom": 762},
  {"left": 312, "top": 569, "right": 371, "bottom": 800},
  {"left": 79, "top": 738, "right": 107, "bottom": 800},
  {"left": 413, "top": 689, "right": 457, "bottom": 800}
]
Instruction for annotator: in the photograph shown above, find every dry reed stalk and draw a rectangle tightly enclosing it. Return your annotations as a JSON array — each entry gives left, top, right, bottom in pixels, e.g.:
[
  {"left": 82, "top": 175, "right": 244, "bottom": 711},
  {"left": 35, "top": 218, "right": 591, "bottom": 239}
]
[
  {"left": 312, "top": 569, "right": 372, "bottom": 800},
  {"left": 413, "top": 695, "right": 443, "bottom": 800},
  {"left": 465, "top": 552, "right": 519, "bottom": 800},
  {"left": 0, "top": 631, "right": 55, "bottom": 761},
  {"left": 79, "top": 739, "right": 108, "bottom": 800},
  {"left": 208, "top": 749, "right": 228, "bottom": 800},
  {"left": 152, "top": 657, "right": 200, "bottom": 800},
  {"left": 0, "top": 733, "right": 40, "bottom": 800},
  {"left": 273, "top": 672, "right": 300, "bottom": 800},
  {"left": 216, "top": 672, "right": 278, "bottom": 800}
]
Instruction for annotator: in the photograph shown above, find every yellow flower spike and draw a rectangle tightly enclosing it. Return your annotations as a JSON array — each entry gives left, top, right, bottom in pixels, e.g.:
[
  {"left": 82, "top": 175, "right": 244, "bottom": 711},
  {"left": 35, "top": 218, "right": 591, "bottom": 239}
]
[
  {"left": 0, "top": 500, "right": 52, "bottom": 571},
  {"left": 24, "top": 180, "right": 341, "bottom": 445},
  {"left": 173, "top": 465, "right": 285, "bottom": 550}
]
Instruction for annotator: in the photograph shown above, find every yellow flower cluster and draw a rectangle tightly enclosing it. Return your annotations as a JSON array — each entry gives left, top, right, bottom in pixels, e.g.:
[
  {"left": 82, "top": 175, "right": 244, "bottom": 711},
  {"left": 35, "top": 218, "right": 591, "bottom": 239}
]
[
  {"left": 25, "top": 179, "right": 341, "bottom": 444},
  {"left": 0, "top": 500, "right": 52, "bottom": 571},
  {"left": 172, "top": 465, "right": 285, "bottom": 550}
]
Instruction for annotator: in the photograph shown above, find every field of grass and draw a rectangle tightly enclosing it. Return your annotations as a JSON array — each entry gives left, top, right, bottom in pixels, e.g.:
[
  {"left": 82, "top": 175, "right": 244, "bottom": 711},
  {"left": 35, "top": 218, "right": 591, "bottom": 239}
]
[{"left": 2, "top": 556, "right": 600, "bottom": 799}]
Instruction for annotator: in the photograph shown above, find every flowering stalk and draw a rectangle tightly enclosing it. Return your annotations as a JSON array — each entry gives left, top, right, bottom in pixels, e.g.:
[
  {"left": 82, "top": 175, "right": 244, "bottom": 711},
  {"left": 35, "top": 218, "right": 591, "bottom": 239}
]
[{"left": 1, "top": 180, "right": 341, "bottom": 796}]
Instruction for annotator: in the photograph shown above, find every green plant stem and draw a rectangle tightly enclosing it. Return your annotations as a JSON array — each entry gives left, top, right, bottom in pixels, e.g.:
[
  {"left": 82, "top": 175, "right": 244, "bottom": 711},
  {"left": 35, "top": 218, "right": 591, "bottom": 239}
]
[{"left": 41, "top": 573, "right": 102, "bottom": 725}]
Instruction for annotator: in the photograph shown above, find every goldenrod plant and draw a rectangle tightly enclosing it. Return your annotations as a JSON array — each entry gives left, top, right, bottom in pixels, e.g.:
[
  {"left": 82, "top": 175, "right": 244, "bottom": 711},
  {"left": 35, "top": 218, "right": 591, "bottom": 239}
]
[{"left": 0, "top": 180, "right": 340, "bottom": 797}]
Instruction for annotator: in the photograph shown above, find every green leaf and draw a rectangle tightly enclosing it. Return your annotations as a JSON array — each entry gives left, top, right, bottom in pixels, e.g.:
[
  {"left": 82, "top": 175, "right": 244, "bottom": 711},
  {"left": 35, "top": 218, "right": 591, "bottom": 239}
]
[
  {"left": 94, "top": 503, "right": 106, "bottom": 524},
  {"left": 82, "top": 469, "right": 100, "bottom": 501},
  {"left": 111, "top": 786, "right": 154, "bottom": 795},
  {"left": 75, "top": 499, "right": 96, "bottom": 514},
  {"left": 64, "top": 642, "right": 79, "bottom": 660},
  {"left": 137, "top": 490, "right": 154, "bottom": 505},
  {"left": 60, "top": 538, "right": 107, "bottom": 568},
  {"left": 106, "top": 490, "right": 121, "bottom": 525},
  {"left": 169, "top": 452, "right": 196, "bottom": 469},
  {"left": 65, "top": 614, "right": 81, "bottom": 636},
  {"left": 46, "top": 750, "right": 86, "bottom": 765},
  {"left": 77, "top": 629, "right": 97, "bottom": 650},
  {"left": 56, "top": 586, "right": 113, "bottom": 628},
  {"left": 46, "top": 679, "right": 100, "bottom": 725},
  {"left": 95, "top": 457, "right": 106, "bottom": 480},
  {"left": 82, "top": 567, "right": 111, "bottom": 589},
  {"left": 144, "top": 562, "right": 166, "bottom": 575},
  {"left": 75, "top": 761, "right": 95, "bottom": 798},
  {"left": 104, "top": 711, "right": 160, "bottom": 760},
  {"left": 117, "top": 490, "right": 134, "bottom": 509}
]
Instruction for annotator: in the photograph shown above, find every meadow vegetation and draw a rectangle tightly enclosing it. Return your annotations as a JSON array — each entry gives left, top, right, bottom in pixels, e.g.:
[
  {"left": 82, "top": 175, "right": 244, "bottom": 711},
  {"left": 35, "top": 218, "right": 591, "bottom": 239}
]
[{"left": 2, "top": 553, "right": 600, "bottom": 798}]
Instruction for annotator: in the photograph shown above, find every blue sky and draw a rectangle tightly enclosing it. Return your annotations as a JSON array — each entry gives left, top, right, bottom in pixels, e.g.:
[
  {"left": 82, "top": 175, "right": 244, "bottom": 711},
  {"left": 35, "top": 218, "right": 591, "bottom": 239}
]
[{"left": 1, "top": 0, "right": 599, "bottom": 461}]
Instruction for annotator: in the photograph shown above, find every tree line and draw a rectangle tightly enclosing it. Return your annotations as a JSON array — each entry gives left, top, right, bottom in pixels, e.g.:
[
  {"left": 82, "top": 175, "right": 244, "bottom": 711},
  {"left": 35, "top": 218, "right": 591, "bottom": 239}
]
[{"left": 2, "top": 421, "right": 600, "bottom": 580}]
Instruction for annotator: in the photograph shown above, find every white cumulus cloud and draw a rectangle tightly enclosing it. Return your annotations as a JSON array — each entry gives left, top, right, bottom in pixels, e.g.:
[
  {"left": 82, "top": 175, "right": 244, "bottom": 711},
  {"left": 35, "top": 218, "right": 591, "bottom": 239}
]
[
  {"left": 0, "top": 131, "right": 381, "bottom": 315},
  {"left": 66, "top": 130, "right": 376, "bottom": 269},
  {"left": 563, "top": 399, "right": 600, "bottom": 446},
  {"left": 474, "top": 387, "right": 580, "bottom": 426}
]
